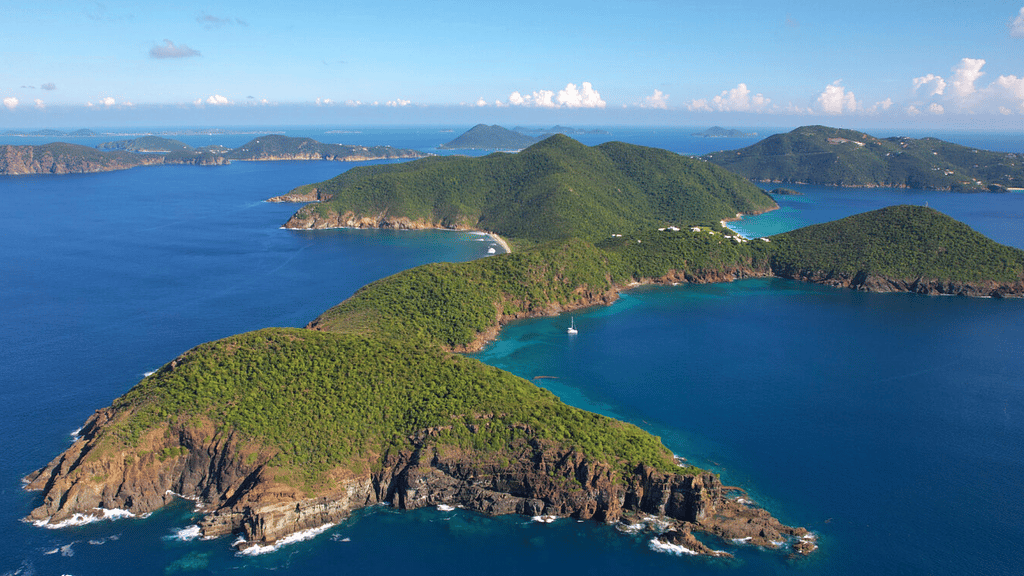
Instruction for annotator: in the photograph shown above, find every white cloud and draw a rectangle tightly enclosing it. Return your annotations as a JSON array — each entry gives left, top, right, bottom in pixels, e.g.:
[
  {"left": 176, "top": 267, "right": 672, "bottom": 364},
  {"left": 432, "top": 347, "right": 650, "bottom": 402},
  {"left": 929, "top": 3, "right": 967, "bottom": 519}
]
[
  {"left": 507, "top": 82, "right": 604, "bottom": 108},
  {"left": 929, "top": 103, "right": 945, "bottom": 115},
  {"left": 315, "top": 98, "right": 334, "bottom": 106},
  {"left": 639, "top": 89, "right": 669, "bottom": 109},
  {"left": 556, "top": 82, "right": 606, "bottom": 108},
  {"left": 783, "top": 102, "right": 813, "bottom": 115},
  {"left": 3, "top": 97, "right": 18, "bottom": 110},
  {"left": 34, "top": 98, "right": 45, "bottom": 110},
  {"left": 867, "top": 98, "right": 893, "bottom": 114},
  {"left": 686, "top": 98, "right": 712, "bottom": 112},
  {"left": 1011, "top": 7, "right": 1024, "bottom": 38},
  {"left": 949, "top": 58, "right": 986, "bottom": 102},
  {"left": 995, "top": 74, "right": 1024, "bottom": 99},
  {"left": 150, "top": 39, "right": 201, "bottom": 59},
  {"left": 475, "top": 97, "right": 488, "bottom": 107},
  {"left": 533, "top": 90, "right": 557, "bottom": 108},
  {"left": 816, "top": 80, "right": 859, "bottom": 115},
  {"left": 101, "top": 96, "right": 116, "bottom": 107},
  {"left": 385, "top": 99, "right": 411, "bottom": 107},
  {"left": 907, "top": 105, "right": 921, "bottom": 116},
  {"left": 912, "top": 74, "right": 946, "bottom": 96},
  {"left": 1000, "top": 106, "right": 1013, "bottom": 115},
  {"left": 687, "top": 83, "right": 770, "bottom": 112},
  {"left": 911, "top": 58, "right": 1024, "bottom": 114}
]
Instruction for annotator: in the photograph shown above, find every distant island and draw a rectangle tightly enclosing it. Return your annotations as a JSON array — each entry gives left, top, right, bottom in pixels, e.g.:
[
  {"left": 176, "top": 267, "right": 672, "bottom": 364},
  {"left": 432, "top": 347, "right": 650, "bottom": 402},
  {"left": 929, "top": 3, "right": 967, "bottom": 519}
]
[
  {"left": 438, "top": 124, "right": 540, "bottom": 150},
  {"left": 438, "top": 124, "right": 613, "bottom": 151},
  {"left": 692, "top": 126, "right": 757, "bottom": 138},
  {"left": 513, "top": 125, "right": 611, "bottom": 136},
  {"left": 26, "top": 135, "right": 1024, "bottom": 561},
  {"left": 0, "top": 135, "right": 427, "bottom": 176},
  {"left": 96, "top": 136, "right": 193, "bottom": 153},
  {"left": 3, "top": 128, "right": 100, "bottom": 138},
  {"left": 704, "top": 125, "right": 1024, "bottom": 191},
  {"left": 3, "top": 128, "right": 283, "bottom": 138}
]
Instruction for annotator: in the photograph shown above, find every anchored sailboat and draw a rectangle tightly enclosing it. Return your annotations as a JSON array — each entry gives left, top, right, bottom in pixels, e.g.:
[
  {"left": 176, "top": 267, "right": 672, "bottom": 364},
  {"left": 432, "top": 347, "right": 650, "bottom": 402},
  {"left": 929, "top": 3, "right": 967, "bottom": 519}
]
[{"left": 567, "top": 317, "right": 578, "bottom": 335}]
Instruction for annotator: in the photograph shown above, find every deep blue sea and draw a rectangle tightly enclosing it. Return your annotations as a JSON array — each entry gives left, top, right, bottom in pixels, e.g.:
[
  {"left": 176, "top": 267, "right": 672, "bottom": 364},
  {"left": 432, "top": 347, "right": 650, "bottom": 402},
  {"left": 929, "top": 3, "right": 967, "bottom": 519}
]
[{"left": 1, "top": 127, "right": 1022, "bottom": 575}]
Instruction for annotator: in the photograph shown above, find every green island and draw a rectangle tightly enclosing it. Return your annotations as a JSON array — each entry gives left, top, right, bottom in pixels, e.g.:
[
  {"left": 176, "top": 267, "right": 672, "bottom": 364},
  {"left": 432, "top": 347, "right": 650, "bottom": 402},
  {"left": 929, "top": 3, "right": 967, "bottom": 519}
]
[
  {"left": 703, "top": 125, "right": 1024, "bottom": 191},
  {"left": 0, "top": 134, "right": 426, "bottom": 176},
  {"left": 692, "top": 126, "right": 758, "bottom": 138},
  {"left": 282, "top": 134, "right": 777, "bottom": 246},
  {"left": 438, "top": 124, "right": 541, "bottom": 150},
  {"left": 25, "top": 135, "right": 1024, "bottom": 560}
]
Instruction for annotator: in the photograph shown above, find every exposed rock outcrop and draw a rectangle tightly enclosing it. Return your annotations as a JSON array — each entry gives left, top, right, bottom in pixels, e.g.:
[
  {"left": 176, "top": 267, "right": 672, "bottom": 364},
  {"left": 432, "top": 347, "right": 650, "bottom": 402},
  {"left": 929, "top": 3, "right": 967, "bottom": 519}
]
[
  {"left": 283, "top": 208, "right": 478, "bottom": 232},
  {"left": 24, "top": 410, "right": 811, "bottom": 556},
  {"left": 774, "top": 268, "right": 1024, "bottom": 298}
]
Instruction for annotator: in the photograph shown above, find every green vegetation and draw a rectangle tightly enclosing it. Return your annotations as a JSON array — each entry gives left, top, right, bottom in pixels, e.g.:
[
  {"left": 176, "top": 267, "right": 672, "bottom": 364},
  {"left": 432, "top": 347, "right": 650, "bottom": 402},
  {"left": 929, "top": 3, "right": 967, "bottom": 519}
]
[
  {"left": 704, "top": 125, "right": 1024, "bottom": 191},
  {"left": 107, "top": 329, "right": 678, "bottom": 484},
  {"left": 438, "top": 124, "right": 539, "bottom": 150},
  {"left": 82, "top": 136, "right": 1024, "bottom": 504},
  {"left": 225, "top": 134, "right": 424, "bottom": 161},
  {"left": 768, "top": 205, "right": 1024, "bottom": 282},
  {"left": 692, "top": 126, "right": 758, "bottom": 138},
  {"left": 288, "top": 134, "right": 777, "bottom": 246},
  {"left": 97, "top": 136, "right": 191, "bottom": 153},
  {"left": 311, "top": 238, "right": 619, "bottom": 346}
]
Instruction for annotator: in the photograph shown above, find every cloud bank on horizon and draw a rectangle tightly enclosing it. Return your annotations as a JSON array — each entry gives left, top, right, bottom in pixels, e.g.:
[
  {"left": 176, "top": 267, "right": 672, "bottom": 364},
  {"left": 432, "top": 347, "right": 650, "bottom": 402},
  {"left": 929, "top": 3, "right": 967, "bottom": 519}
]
[{"left": 3, "top": 1, "right": 1024, "bottom": 127}]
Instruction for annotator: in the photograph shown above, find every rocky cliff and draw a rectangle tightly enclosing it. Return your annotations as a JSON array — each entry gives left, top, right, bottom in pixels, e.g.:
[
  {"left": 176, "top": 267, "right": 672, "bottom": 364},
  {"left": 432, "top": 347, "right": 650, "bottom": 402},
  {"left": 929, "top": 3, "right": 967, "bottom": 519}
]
[
  {"left": 772, "top": 268, "right": 1024, "bottom": 297},
  {"left": 24, "top": 406, "right": 811, "bottom": 556},
  {"left": 283, "top": 209, "right": 455, "bottom": 231}
]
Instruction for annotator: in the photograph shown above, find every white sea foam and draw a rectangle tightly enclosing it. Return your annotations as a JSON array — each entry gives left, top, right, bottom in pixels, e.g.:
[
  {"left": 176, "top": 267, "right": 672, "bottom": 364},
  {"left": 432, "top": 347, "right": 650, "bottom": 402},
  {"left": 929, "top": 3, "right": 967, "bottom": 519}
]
[
  {"left": 44, "top": 543, "right": 76, "bottom": 557},
  {"left": 169, "top": 525, "right": 202, "bottom": 541},
  {"left": 143, "top": 370, "right": 157, "bottom": 377},
  {"left": 436, "top": 504, "right": 456, "bottom": 512},
  {"left": 617, "top": 522, "right": 646, "bottom": 534},
  {"left": 731, "top": 536, "right": 752, "bottom": 544},
  {"left": 236, "top": 523, "right": 334, "bottom": 556},
  {"left": 641, "top": 515, "right": 671, "bottom": 533},
  {"left": 33, "top": 508, "right": 137, "bottom": 529},
  {"left": 530, "top": 515, "right": 558, "bottom": 523},
  {"left": 649, "top": 537, "right": 698, "bottom": 556},
  {"left": 70, "top": 427, "right": 82, "bottom": 442}
]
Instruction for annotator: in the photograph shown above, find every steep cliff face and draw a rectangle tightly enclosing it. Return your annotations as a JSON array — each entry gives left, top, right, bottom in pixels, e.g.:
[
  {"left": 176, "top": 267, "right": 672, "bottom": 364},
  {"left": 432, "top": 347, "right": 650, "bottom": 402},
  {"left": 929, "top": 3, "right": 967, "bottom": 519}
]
[
  {"left": 24, "top": 411, "right": 810, "bottom": 556},
  {"left": 284, "top": 209, "right": 470, "bottom": 231}
]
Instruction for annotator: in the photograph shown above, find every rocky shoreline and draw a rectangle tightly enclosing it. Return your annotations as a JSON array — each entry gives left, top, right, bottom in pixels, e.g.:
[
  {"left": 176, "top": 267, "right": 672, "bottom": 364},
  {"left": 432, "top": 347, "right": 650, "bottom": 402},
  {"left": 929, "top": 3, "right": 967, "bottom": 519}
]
[{"left": 23, "top": 407, "right": 814, "bottom": 557}]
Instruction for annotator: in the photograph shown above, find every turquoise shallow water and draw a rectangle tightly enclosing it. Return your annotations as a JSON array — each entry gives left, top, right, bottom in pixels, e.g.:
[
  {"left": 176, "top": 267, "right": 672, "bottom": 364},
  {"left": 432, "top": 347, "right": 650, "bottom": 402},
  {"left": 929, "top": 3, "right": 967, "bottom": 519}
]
[{"left": 2, "top": 128, "right": 1023, "bottom": 575}]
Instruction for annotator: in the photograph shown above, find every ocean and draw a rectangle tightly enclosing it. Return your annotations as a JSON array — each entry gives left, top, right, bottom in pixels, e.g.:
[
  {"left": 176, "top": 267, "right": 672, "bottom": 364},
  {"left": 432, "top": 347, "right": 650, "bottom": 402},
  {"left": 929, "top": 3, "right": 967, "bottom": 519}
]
[{"left": 1, "top": 127, "right": 1021, "bottom": 575}]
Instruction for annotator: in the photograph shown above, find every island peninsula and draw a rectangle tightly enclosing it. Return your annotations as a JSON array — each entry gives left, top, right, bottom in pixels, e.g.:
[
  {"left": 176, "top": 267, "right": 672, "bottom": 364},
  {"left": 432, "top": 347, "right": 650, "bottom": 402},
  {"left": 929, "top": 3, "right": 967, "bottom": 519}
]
[
  {"left": 703, "top": 125, "right": 1024, "bottom": 191},
  {"left": 25, "top": 135, "right": 1024, "bottom": 561},
  {"left": 0, "top": 134, "right": 426, "bottom": 176}
]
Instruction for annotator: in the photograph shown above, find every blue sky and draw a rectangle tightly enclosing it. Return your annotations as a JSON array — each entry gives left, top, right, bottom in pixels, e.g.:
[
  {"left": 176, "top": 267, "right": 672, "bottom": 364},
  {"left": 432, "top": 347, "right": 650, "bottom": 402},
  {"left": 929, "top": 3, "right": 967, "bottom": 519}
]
[{"left": 4, "top": 0, "right": 1024, "bottom": 129}]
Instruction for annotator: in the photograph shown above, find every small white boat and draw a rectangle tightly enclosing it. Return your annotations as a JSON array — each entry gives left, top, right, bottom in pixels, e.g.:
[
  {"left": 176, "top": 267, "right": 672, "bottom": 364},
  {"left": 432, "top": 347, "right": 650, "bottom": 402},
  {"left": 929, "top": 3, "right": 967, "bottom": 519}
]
[{"left": 567, "top": 317, "right": 578, "bottom": 335}]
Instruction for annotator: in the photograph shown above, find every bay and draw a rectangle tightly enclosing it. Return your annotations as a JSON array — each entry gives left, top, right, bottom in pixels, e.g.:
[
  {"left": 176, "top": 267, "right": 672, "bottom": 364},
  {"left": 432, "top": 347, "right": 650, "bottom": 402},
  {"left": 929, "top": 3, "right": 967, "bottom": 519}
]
[{"left": 1, "top": 128, "right": 1022, "bottom": 575}]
